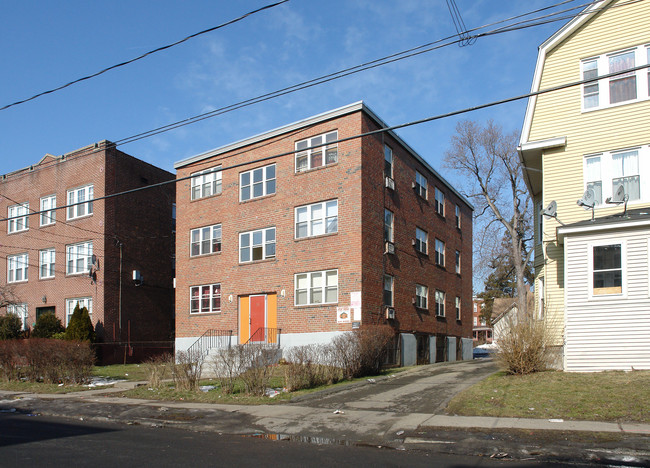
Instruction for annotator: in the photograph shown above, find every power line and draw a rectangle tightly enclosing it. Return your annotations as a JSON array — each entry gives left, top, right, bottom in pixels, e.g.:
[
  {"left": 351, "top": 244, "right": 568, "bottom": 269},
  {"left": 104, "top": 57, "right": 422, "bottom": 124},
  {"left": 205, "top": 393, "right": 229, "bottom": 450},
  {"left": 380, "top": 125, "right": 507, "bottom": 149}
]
[{"left": 0, "top": 0, "right": 290, "bottom": 112}]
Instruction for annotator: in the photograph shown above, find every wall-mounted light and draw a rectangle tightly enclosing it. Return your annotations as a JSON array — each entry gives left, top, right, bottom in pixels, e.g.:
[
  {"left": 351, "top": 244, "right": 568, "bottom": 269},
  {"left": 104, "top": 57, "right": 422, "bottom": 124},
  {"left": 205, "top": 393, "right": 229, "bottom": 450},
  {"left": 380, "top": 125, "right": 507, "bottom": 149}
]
[
  {"left": 228, "top": 294, "right": 233, "bottom": 303},
  {"left": 42, "top": 296, "right": 47, "bottom": 303},
  {"left": 280, "top": 289, "right": 286, "bottom": 297}
]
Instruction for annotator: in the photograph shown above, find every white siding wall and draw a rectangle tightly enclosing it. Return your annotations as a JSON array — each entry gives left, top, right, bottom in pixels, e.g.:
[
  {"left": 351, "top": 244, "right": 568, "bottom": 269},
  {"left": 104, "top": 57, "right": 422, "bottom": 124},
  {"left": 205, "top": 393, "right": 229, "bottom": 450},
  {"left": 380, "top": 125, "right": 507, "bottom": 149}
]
[{"left": 564, "top": 226, "right": 650, "bottom": 371}]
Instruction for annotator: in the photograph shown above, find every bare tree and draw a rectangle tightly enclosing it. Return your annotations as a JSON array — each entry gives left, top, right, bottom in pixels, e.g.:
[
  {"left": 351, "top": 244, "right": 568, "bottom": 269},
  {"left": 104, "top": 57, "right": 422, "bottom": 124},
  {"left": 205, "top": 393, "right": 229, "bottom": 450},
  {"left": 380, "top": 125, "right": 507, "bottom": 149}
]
[
  {"left": 0, "top": 285, "right": 19, "bottom": 311},
  {"left": 445, "top": 120, "right": 533, "bottom": 319}
]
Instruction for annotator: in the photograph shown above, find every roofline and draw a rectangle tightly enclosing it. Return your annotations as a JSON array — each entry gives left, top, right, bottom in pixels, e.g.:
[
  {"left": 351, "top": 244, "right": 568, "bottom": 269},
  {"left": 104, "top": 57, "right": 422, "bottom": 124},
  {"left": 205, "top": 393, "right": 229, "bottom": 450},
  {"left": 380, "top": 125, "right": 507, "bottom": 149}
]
[
  {"left": 174, "top": 101, "right": 474, "bottom": 210},
  {"left": 519, "top": 0, "right": 612, "bottom": 145},
  {"left": 557, "top": 217, "right": 650, "bottom": 241},
  {"left": 517, "top": 136, "right": 567, "bottom": 196}
]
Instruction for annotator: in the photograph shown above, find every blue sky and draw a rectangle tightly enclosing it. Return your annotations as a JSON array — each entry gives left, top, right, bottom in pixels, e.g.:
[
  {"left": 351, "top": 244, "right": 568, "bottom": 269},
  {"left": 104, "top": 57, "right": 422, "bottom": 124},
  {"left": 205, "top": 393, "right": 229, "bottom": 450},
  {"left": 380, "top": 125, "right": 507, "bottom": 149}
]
[{"left": 0, "top": 0, "right": 581, "bottom": 179}]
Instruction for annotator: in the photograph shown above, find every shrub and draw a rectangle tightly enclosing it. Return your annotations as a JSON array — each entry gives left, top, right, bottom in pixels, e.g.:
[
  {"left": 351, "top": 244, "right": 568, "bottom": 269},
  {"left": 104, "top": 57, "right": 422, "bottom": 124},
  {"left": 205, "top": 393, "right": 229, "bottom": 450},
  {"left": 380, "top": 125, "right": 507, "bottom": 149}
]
[
  {"left": 0, "top": 340, "right": 19, "bottom": 381},
  {"left": 211, "top": 346, "right": 247, "bottom": 394},
  {"left": 32, "top": 312, "right": 64, "bottom": 338},
  {"left": 144, "top": 353, "right": 172, "bottom": 388},
  {"left": 495, "top": 318, "right": 549, "bottom": 375},
  {"left": 330, "top": 325, "right": 395, "bottom": 380},
  {"left": 0, "top": 313, "right": 22, "bottom": 340},
  {"left": 171, "top": 349, "right": 204, "bottom": 391},
  {"left": 238, "top": 344, "right": 277, "bottom": 396},
  {"left": 65, "top": 305, "right": 95, "bottom": 342},
  {"left": 283, "top": 344, "right": 342, "bottom": 391}
]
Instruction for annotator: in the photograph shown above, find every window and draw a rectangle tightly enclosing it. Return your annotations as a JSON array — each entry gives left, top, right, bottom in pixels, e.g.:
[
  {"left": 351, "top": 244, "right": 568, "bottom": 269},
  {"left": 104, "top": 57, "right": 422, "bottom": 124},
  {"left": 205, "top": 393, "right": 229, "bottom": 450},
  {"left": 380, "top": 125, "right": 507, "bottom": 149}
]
[
  {"left": 584, "top": 148, "right": 649, "bottom": 205},
  {"left": 415, "top": 284, "right": 428, "bottom": 309},
  {"left": 295, "top": 200, "right": 338, "bottom": 238},
  {"left": 40, "top": 195, "right": 56, "bottom": 226},
  {"left": 295, "top": 131, "right": 338, "bottom": 172},
  {"left": 415, "top": 227, "right": 427, "bottom": 254},
  {"left": 384, "top": 145, "right": 393, "bottom": 178},
  {"left": 7, "top": 253, "right": 28, "bottom": 283},
  {"left": 435, "top": 239, "right": 445, "bottom": 266},
  {"left": 384, "top": 209, "right": 394, "bottom": 243},
  {"left": 455, "top": 205, "right": 461, "bottom": 228},
  {"left": 435, "top": 290, "right": 445, "bottom": 317},
  {"left": 65, "top": 298, "right": 92, "bottom": 326},
  {"left": 612, "top": 150, "right": 640, "bottom": 201},
  {"left": 191, "top": 166, "right": 222, "bottom": 200},
  {"left": 435, "top": 188, "right": 444, "bottom": 215},
  {"left": 538, "top": 276, "right": 545, "bottom": 320},
  {"left": 473, "top": 303, "right": 477, "bottom": 313},
  {"left": 295, "top": 270, "right": 338, "bottom": 306},
  {"left": 190, "top": 224, "right": 221, "bottom": 256},
  {"left": 455, "top": 250, "right": 461, "bottom": 274},
  {"left": 537, "top": 202, "right": 545, "bottom": 244},
  {"left": 455, "top": 296, "right": 461, "bottom": 320},
  {"left": 240, "top": 164, "right": 276, "bottom": 201},
  {"left": 585, "top": 155, "right": 602, "bottom": 204},
  {"left": 190, "top": 284, "right": 221, "bottom": 314},
  {"left": 609, "top": 50, "right": 636, "bottom": 104},
  {"left": 239, "top": 227, "right": 275, "bottom": 263},
  {"left": 39, "top": 248, "right": 55, "bottom": 279},
  {"left": 67, "top": 185, "right": 93, "bottom": 220},
  {"left": 473, "top": 316, "right": 478, "bottom": 326},
  {"left": 383, "top": 275, "right": 394, "bottom": 306},
  {"left": 66, "top": 241, "right": 93, "bottom": 275},
  {"left": 582, "top": 59, "right": 599, "bottom": 108},
  {"left": 8, "top": 203, "right": 29, "bottom": 233},
  {"left": 415, "top": 171, "right": 427, "bottom": 198},
  {"left": 7, "top": 304, "right": 28, "bottom": 330},
  {"left": 592, "top": 244, "right": 622, "bottom": 295}
]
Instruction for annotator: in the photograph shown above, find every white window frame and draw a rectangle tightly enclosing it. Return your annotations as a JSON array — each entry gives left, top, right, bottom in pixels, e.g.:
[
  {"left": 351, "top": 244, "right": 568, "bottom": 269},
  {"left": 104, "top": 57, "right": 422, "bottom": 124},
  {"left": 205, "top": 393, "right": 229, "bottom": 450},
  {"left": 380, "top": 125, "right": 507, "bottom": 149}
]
[
  {"left": 7, "top": 304, "right": 28, "bottom": 330},
  {"left": 588, "top": 240, "right": 626, "bottom": 299},
  {"left": 294, "top": 269, "right": 338, "bottom": 306},
  {"left": 40, "top": 195, "right": 56, "bottom": 226},
  {"left": 415, "top": 171, "right": 427, "bottom": 198},
  {"left": 384, "top": 145, "right": 393, "bottom": 178},
  {"left": 384, "top": 209, "right": 394, "bottom": 243},
  {"left": 455, "top": 250, "right": 461, "bottom": 274},
  {"left": 39, "top": 248, "right": 56, "bottom": 279},
  {"left": 583, "top": 147, "right": 648, "bottom": 206},
  {"left": 455, "top": 296, "right": 461, "bottom": 321},
  {"left": 295, "top": 131, "right": 338, "bottom": 172},
  {"left": 66, "top": 241, "right": 93, "bottom": 275},
  {"left": 415, "top": 227, "right": 427, "bottom": 254},
  {"left": 455, "top": 204, "right": 461, "bottom": 229},
  {"left": 383, "top": 274, "right": 394, "bottom": 307},
  {"left": 190, "top": 283, "right": 221, "bottom": 314},
  {"left": 8, "top": 203, "right": 29, "bottom": 234},
  {"left": 190, "top": 224, "right": 222, "bottom": 257},
  {"left": 239, "top": 227, "right": 275, "bottom": 263},
  {"left": 435, "top": 290, "right": 445, "bottom": 317},
  {"left": 435, "top": 188, "right": 444, "bottom": 216},
  {"left": 7, "top": 253, "right": 28, "bottom": 283},
  {"left": 65, "top": 297, "right": 92, "bottom": 326},
  {"left": 435, "top": 239, "right": 445, "bottom": 266},
  {"left": 415, "top": 284, "right": 428, "bottom": 309},
  {"left": 240, "top": 164, "right": 276, "bottom": 202},
  {"left": 191, "top": 166, "right": 222, "bottom": 200},
  {"left": 67, "top": 184, "right": 93, "bottom": 220},
  {"left": 295, "top": 199, "right": 338, "bottom": 239}
]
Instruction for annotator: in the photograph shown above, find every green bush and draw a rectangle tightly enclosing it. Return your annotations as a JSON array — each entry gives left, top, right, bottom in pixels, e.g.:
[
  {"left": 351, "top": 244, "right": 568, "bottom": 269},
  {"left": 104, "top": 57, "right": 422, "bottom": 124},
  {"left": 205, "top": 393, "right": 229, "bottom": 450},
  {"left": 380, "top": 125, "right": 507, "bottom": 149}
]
[
  {"left": 64, "top": 305, "right": 95, "bottom": 342},
  {"left": 0, "top": 313, "right": 22, "bottom": 340},
  {"left": 32, "top": 312, "right": 64, "bottom": 338}
]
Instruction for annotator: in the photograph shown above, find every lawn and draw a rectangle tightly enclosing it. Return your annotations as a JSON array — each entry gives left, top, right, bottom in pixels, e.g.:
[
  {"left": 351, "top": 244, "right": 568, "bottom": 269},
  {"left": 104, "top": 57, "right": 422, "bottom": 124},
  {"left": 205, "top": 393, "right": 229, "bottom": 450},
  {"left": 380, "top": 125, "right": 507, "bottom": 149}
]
[
  {"left": 92, "top": 363, "right": 149, "bottom": 381},
  {"left": 0, "top": 381, "right": 87, "bottom": 394},
  {"left": 446, "top": 370, "right": 650, "bottom": 423}
]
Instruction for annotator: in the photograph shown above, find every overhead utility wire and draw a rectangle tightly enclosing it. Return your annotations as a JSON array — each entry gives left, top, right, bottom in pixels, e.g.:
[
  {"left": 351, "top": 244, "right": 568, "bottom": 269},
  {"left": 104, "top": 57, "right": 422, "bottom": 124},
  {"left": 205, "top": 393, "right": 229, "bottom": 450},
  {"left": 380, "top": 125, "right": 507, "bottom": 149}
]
[
  {"left": 0, "top": 0, "right": 289, "bottom": 112},
  {"left": 446, "top": 0, "right": 476, "bottom": 46},
  {"left": 2, "top": 62, "right": 647, "bottom": 225}
]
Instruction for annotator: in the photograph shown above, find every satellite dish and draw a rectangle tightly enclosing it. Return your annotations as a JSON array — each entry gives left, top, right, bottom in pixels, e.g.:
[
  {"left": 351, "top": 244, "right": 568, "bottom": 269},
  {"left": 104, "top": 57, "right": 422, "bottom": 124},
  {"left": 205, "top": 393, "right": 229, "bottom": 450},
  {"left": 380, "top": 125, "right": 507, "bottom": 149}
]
[
  {"left": 606, "top": 185, "right": 627, "bottom": 204},
  {"left": 577, "top": 189, "right": 595, "bottom": 210},
  {"left": 542, "top": 200, "right": 557, "bottom": 218}
]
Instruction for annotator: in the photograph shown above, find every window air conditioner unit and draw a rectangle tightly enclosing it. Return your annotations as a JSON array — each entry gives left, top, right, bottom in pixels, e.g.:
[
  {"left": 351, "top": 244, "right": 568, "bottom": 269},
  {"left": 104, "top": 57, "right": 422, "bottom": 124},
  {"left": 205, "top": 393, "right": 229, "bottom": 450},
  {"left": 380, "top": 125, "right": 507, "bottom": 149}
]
[
  {"left": 411, "top": 239, "right": 416, "bottom": 246},
  {"left": 385, "top": 307, "right": 395, "bottom": 320},
  {"left": 385, "top": 176, "right": 395, "bottom": 190},
  {"left": 384, "top": 241, "right": 395, "bottom": 255},
  {"left": 411, "top": 182, "right": 416, "bottom": 189}
]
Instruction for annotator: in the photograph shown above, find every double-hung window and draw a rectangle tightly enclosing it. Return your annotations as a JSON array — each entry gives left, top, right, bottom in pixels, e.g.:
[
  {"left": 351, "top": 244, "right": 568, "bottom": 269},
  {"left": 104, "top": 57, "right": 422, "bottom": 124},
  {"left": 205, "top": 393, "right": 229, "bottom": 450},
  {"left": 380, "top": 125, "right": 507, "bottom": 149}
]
[
  {"left": 612, "top": 150, "right": 640, "bottom": 201},
  {"left": 455, "top": 297, "right": 461, "bottom": 320},
  {"left": 65, "top": 298, "right": 92, "bottom": 325},
  {"left": 384, "top": 145, "right": 393, "bottom": 178},
  {"left": 240, "top": 164, "right": 276, "bottom": 201},
  {"left": 239, "top": 227, "right": 275, "bottom": 263},
  {"left": 435, "top": 188, "right": 444, "bottom": 215},
  {"left": 295, "top": 200, "right": 338, "bottom": 238},
  {"left": 7, "top": 253, "right": 28, "bottom": 283},
  {"left": 592, "top": 244, "right": 622, "bottom": 295},
  {"left": 8, "top": 203, "right": 29, "bottom": 233},
  {"left": 584, "top": 148, "right": 647, "bottom": 205},
  {"left": 190, "top": 224, "right": 221, "bottom": 256},
  {"left": 415, "top": 284, "right": 428, "bottom": 309},
  {"left": 40, "top": 195, "right": 56, "bottom": 226},
  {"left": 609, "top": 50, "right": 636, "bottom": 104},
  {"left": 295, "top": 131, "right": 338, "bottom": 172},
  {"left": 67, "top": 185, "right": 93, "bottom": 220},
  {"left": 435, "top": 239, "right": 445, "bottom": 266},
  {"left": 39, "top": 248, "right": 55, "bottom": 279},
  {"left": 190, "top": 284, "right": 221, "bottom": 314},
  {"left": 384, "top": 209, "right": 394, "bottom": 243},
  {"left": 455, "top": 250, "right": 461, "bottom": 274},
  {"left": 66, "top": 241, "right": 93, "bottom": 275},
  {"left": 415, "top": 171, "right": 427, "bottom": 198},
  {"left": 191, "top": 166, "right": 222, "bottom": 200},
  {"left": 435, "top": 290, "right": 445, "bottom": 317},
  {"left": 383, "top": 275, "right": 394, "bottom": 307},
  {"left": 7, "top": 304, "right": 28, "bottom": 330},
  {"left": 295, "top": 269, "right": 338, "bottom": 306},
  {"left": 415, "top": 227, "right": 427, "bottom": 254},
  {"left": 455, "top": 205, "right": 461, "bottom": 229},
  {"left": 585, "top": 155, "right": 603, "bottom": 204},
  {"left": 582, "top": 59, "right": 599, "bottom": 109}
]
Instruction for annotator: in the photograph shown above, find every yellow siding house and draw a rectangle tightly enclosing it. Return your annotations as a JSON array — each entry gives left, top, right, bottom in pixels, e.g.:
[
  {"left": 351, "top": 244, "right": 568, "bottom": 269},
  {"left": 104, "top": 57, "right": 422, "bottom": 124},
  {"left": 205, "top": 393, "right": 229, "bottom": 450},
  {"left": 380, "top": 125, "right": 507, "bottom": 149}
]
[{"left": 518, "top": 0, "right": 650, "bottom": 371}]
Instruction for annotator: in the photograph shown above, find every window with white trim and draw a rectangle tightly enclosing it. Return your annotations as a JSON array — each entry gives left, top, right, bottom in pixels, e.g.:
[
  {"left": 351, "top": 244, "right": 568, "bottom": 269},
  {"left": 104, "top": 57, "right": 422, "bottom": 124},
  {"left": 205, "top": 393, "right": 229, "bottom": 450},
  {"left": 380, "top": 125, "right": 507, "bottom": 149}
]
[
  {"left": 473, "top": 316, "right": 478, "bottom": 326},
  {"left": 40, "top": 195, "right": 56, "bottom": 226},
  {"left": 65, "top": 297, "right": 92, "bottom": 326},
  {"left": 239, "top": 227, "right": 275, "bottom": 263},
  {"left": 415, "top": 284, "right": 428, "bottom": 309},
  {"left": 415, "top": 227, "right": 427, "bottom": 254},
  {"left": 592, "top": 244, "right": 622, "bottom": 295},
  {"left": 39, "top": 248, "right": 55, "bottom": 279},
  {"left": 455, "top": 204, "right": 461, "bottom": 228},
  {"left": 8, "top": 203, "right": 29, "bottom": 233},
  {"left": 435, "top": 290, "right": 445, "bottom": 317},
  {"left": 66, "top": 241, "right": 93, "bottom": 275},
  {"left": 7, "top": 253, "right": 28, "bottom": 283},
  {"left": 190, "top": 284, "right": 221, "bottom": 314},
  {"left": 455, "top": 296, "right": 461, "bottom": 320},
  {"left": 455, "top": 250, "right": 461, "bottom": 274},
  {"left": 383, "top": 274, "right": 394, "bottom": 307},
  {"left": 240, "top": 164, "right": 276, "bottom": 201},
  {"left": 435, "top": 238, "right": 445, "bottom": 266},
  {"left": 190, "top": 224, "right": 221, "bottom": 257},
  {"left": 191, "top": 166, "right": 222, "bottom": 200},
  {"left": 583, "top": 147, "right": 648, "bottom": 205},
  {"left": 7, "top": 304, "right": 28, "bottom": 330},
  {"left": 384, "top": 209, "right": 394, "bottom": 243},
  {"left": 295, "top": 269, "right": 338, "bottom": 306},
  {"left": 295, "top": 131, "right": 338, "bottom": 172},
  {"left": 435, "top": 188, "right": 444, "bottom": 216},
  {"left": 585, "top": 155, "right": 603, "bottom": 204},
  {"left": 415, "top": 171, "right": 427, "bottom": 198},
  {"left": 67, "top": 185, "right": 93, "bottom": 220},
  {"left": 295, "top": 200, "right": 338, "bottom": 239},
  {"left": 384, "top": 145, "right": 393, "bottom": 178}
]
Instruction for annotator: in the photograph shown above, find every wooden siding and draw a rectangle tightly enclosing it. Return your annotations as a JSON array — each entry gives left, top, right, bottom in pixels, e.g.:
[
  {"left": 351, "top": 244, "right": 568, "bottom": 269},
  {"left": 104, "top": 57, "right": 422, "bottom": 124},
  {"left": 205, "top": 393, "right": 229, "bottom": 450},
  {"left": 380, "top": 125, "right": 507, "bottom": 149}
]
[{"left": 564, "top": 227, "right": 650, "bottom": 371}]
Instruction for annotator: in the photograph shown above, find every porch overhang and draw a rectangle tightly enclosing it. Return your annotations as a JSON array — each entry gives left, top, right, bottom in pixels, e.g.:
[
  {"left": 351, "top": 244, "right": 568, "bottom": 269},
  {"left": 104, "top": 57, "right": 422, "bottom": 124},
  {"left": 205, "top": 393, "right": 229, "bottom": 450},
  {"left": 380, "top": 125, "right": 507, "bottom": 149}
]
[
  {"left": 517, "top": 136, "right": 566, "bottom": 197},
  {"left": 557, "top": 209, "right": 650, "bottom": 243}
]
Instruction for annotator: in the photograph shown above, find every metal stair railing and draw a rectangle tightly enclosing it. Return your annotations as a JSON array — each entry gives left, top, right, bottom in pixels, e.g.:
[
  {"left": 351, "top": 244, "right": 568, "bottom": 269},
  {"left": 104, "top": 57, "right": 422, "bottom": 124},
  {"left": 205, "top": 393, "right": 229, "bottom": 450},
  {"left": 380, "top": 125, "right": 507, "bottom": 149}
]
[
  {"left": 186, "top": 329, "right": 233, "bottom": 360},
  {"left": 242, "top": 327, "right": 281, "bottom": 348}
]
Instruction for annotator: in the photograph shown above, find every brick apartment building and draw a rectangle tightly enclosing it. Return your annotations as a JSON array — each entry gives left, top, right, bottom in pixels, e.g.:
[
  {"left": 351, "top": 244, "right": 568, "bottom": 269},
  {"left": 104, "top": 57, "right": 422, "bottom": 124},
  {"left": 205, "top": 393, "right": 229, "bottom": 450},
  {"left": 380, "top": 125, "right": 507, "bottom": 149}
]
[
  {"left": 174, "top": 102, "right": 473, "bottom": 364},
  {"left": 472, "top": 297, "right": 492, "bottom": 344},
  {"left": 0, "top": 142, "right": 175, "bottom": 362}
]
